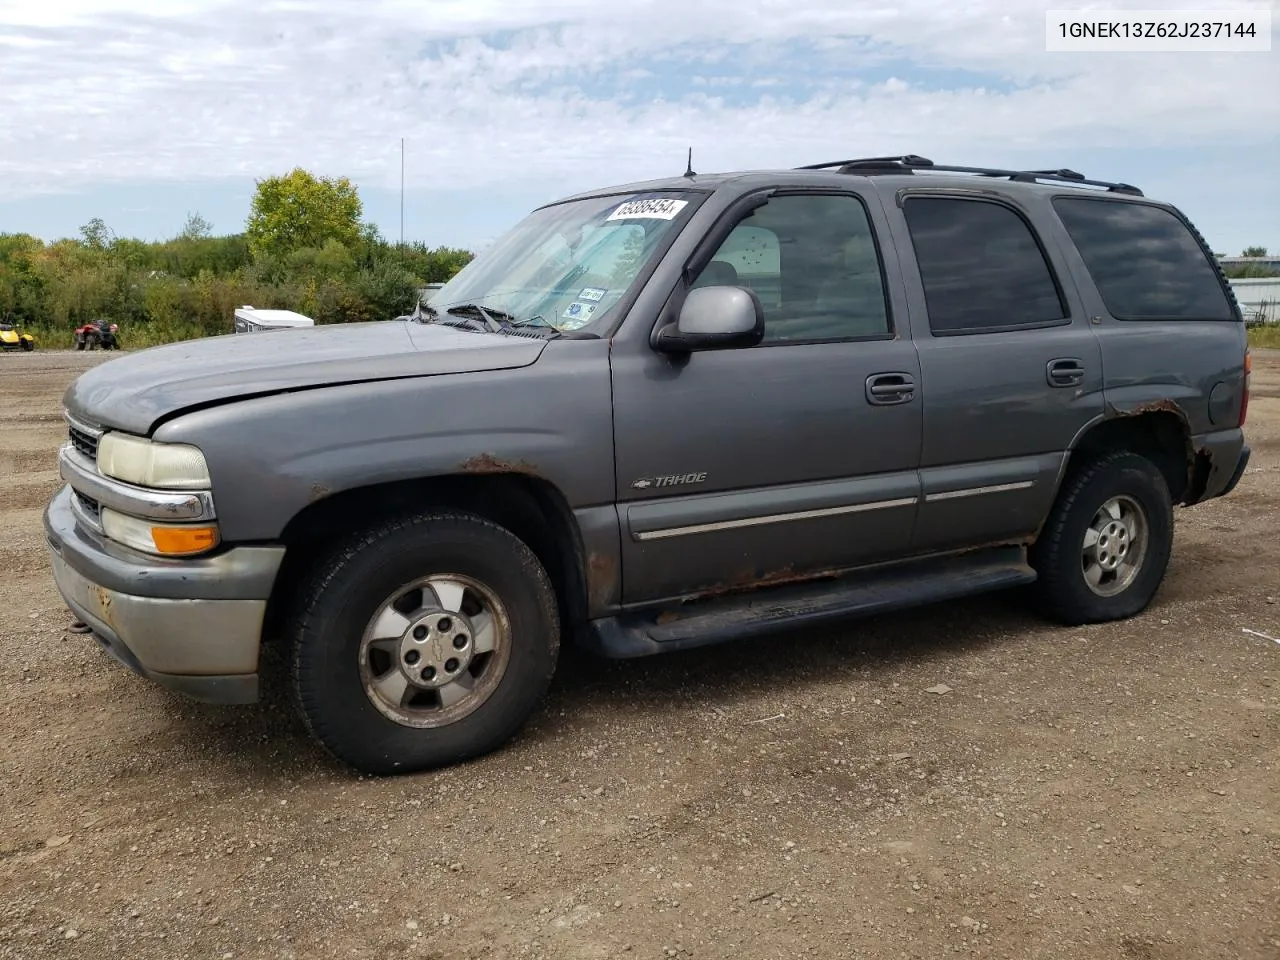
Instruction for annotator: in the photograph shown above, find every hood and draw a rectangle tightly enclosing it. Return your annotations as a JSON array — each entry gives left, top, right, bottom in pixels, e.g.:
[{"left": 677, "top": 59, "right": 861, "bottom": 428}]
[{"left": 65, "top": 321, "right": 548, "bottom": 434}]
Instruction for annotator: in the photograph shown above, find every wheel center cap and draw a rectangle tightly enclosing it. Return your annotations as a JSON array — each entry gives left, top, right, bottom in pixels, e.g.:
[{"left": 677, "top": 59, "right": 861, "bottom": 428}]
[{"left": 398, "top": 611, "right": 474, "bottom": 689}]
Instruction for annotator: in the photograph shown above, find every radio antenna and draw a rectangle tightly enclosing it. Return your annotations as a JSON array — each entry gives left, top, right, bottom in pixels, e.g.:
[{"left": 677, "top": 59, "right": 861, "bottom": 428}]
[{"left": 683, "top": 147, "right": 695, "bottom": 178}]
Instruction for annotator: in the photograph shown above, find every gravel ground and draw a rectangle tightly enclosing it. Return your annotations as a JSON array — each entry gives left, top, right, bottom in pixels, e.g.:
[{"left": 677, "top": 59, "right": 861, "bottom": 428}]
[{"left": 1, "top": 349, "right": 1277, "bottom": 960}]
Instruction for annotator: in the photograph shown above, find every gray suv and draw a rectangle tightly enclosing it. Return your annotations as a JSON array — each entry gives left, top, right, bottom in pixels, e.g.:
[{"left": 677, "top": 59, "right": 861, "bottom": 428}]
[{"left": 44, "top": 155, "right": 1253, "bottom": 775}]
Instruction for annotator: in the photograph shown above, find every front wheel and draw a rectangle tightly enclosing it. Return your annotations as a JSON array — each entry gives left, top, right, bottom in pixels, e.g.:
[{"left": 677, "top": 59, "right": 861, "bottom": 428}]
[
  {"left": 1030, "top": 451, "right": 1174, "bottom": 625},
  {"left": 291, "top": 511, "right": 560, "bottom": 775}
]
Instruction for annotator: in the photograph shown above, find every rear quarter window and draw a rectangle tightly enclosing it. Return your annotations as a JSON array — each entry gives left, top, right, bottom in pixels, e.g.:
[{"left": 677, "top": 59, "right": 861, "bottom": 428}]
[{"left": 1053, "top": 198, "right": 1236, "bottom": 321}]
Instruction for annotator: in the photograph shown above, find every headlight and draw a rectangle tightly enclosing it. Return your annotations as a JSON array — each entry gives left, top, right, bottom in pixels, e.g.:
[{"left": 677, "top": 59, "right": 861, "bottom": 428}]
[
  {"left": 100, "top": 508, "right": 220, "bottom": 557},
  {"left": 97, "top": 432, "right": 211, "bottom": 490}
]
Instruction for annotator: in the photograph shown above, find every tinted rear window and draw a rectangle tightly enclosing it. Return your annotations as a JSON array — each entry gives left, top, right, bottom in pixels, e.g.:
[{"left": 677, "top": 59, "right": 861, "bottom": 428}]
[
  {"left": 1053, "top": 198, "right": 1235, "bottom": 321},
  {"left": 902, "top": 196, "right": 1066, "bottom": 335}
]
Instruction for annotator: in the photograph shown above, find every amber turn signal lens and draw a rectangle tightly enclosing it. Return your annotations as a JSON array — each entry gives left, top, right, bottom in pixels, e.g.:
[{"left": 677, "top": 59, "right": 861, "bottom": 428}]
[{"left": 150, "top": 525, "right": 220, "bottom": 555}]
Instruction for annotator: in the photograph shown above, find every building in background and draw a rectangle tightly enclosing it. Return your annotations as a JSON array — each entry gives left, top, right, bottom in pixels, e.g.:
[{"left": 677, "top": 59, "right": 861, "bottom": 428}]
[
  {"left": 1220, "top": 256, "right": 1280, "bottom": 275},
  {"left": 1229, "top": 278, "right": 1280, "bottom": 325}
]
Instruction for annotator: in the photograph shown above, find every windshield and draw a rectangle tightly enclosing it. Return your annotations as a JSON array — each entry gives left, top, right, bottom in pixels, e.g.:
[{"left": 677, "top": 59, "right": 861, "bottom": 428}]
[{"left": 428, "top": 191, "right": 702, "bottom": 332}]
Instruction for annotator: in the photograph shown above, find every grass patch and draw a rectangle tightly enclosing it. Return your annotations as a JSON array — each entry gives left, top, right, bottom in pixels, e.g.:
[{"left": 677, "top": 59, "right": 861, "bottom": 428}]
[{"left": 1248, "top": 325, "right": 1280, "bottom": 349}]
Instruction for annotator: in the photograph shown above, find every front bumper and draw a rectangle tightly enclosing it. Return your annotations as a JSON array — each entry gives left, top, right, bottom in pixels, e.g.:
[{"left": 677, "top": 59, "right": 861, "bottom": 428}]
[{"left": 44, "top": 485, "right": 285, "bottom": 704}]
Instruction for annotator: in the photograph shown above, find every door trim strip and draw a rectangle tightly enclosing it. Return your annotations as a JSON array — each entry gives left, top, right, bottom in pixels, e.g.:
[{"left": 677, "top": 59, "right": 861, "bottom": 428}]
[
  {"left": 925, "top": 480, "right": 1034, "bottom": 503},
  {"left": 633, "top": 497, "right": 919, "bottom": 542}
]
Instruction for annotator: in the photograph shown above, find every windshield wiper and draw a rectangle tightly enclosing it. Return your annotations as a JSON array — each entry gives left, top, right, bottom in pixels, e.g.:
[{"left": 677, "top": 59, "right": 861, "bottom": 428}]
[
  {"left": 437, "top": 303, "right": 562, "bottom": 338},
  {"left": 413, "top": 302, "right": 496, "bottom": 333},
  {"left": 443, "top": 302, "right": 512, "bottom": 332},
  {"left": 505, "top": 315, "right": 559, "bottom": 331}
]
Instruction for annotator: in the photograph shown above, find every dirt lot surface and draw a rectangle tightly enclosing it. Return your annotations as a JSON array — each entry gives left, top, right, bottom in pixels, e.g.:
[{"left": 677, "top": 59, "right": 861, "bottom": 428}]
[{"left": 1, "top": 349, "right": 1277, "bottom": 960}]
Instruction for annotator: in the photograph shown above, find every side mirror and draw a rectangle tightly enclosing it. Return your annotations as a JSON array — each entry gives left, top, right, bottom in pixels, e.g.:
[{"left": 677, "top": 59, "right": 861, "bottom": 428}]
[{"left": 655, "top": 285, "right": 764, "bottom": 354}]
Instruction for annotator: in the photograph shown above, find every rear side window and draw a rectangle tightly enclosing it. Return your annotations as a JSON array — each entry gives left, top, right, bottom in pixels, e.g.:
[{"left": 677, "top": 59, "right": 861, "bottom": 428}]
[
  {"left": 1053, "top": 198, "right": 1235, "bottom": 321},
  {"left": 902, "top": 197, "right": 1067, "bottom": 335}
]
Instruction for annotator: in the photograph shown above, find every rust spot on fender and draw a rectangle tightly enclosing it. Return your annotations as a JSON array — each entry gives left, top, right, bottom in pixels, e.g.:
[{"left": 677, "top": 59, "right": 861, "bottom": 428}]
[
  {"left": 1108, "top": 398, "right": 1192, "bottom": 438},
  {"left": 586, "top": 551, "right": 618, "bottom": 610},
  {"left": 459, "top": 453, "right": 540, "bottom": 475},
  {"left": 1126, "top": 398, "right": 1184, "bottom": 419},
  {"left": 1106, "top": 399, "right": 1199, "bottom": 501}
]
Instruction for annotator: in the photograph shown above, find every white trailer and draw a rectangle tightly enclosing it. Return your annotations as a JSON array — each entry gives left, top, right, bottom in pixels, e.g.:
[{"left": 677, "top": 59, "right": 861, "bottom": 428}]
[{"left": 233, "top": 306, "right": 316, "bottom": 333}]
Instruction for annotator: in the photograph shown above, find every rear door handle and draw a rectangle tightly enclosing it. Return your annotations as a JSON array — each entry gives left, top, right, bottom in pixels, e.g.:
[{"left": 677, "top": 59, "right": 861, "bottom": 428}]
[
  {"left": 866, "top": 372, "right": 916, "bottom": 406},
  {"left": 1047, "top": 358, "right": 1085, "bottom": 387}
]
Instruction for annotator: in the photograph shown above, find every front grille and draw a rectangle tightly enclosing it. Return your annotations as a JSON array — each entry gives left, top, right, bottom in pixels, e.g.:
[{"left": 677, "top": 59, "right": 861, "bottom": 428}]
[
  {"left": 69, "top": 424, "right": 99, "bottom": 461},
  {"left": 73, "top": 490, "right": 101, "bottom": 521}
]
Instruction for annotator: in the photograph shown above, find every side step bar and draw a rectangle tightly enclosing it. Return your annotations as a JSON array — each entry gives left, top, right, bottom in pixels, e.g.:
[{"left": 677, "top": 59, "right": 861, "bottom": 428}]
[{"left": 582, "top": 546, "right": 1037, "bottom": 659}]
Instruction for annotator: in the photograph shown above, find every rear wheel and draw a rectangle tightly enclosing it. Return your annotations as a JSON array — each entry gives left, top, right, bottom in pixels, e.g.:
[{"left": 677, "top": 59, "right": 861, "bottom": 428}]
[
  {"left": 291, "top": 511, "right": 560, "bottom": 775},
  {"left": 20, "top": 339, "right": 32, "bottom": 351},
  {"left": 1030, "top": 452, "right": 1173, "bottom": 625}
]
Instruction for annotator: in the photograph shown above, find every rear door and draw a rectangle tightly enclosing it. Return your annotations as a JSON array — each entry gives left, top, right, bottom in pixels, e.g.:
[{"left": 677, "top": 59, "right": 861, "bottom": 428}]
[{"left": 881, "top": 187, "right": 1105, "bottom": 553}]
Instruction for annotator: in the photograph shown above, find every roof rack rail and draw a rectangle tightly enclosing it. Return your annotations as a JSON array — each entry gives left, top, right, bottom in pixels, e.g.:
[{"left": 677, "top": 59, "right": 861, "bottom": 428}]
[
  {"left": 794, "top": 155, "right": 1143, "bottom": 196},
  {"left": 797, "top": 154, "right": 935, "bottom": 172}
]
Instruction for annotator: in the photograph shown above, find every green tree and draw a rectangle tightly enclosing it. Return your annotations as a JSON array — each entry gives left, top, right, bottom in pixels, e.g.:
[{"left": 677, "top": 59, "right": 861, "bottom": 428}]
[
  {"left": 0, "top": 234, "right": 46, "bottom": 322},
  {"left": 1242, "top": 245, "right": 1269, "bottom": 257},
  {"left": 79, "top": 217, "right": 111, "bottom": 249},
  {"left": 245, "top": 168, "right": 363, "bottom": 261},
  {"left": 178, "top": 211, "right": 213, "bottom": 241},
  {"left": 393, "top": 242, "right": 473, "bottom": 284}
]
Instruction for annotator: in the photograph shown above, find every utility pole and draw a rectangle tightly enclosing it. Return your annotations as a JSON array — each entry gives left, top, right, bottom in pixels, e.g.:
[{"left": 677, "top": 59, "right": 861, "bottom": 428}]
[{"left": 400, "top": 137, "right": 405, "bottom": 251}]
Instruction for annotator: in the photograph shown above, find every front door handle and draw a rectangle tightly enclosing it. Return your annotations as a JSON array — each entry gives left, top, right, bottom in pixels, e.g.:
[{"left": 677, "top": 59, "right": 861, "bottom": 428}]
[
  {"left": 866, "top": 372, "right": 916, "bottom": 406},
  {"left": 1047, "top": 358, "right": 1085, "bottom": 387}
]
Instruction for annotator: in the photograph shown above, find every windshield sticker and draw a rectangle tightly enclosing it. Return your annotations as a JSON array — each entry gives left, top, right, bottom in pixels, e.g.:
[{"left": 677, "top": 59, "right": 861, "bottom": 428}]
[
  {"left": 578, "top": 286, "right": 608, "bottom": 302},
  {"left": 605, "top": 198, "right": 688, "bottom": 221},
  {"left": 561, "top": 301, "right": 597, "bottom": 327}
]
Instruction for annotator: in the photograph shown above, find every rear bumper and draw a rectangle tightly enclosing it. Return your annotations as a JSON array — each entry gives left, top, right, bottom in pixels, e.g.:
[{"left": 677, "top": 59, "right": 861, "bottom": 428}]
[
  {"left": 1219, "top": 444, "right": 1251, "bottom": 498},
  {"left": 44, "top": 485, "right": 284, "bottom": 704},
  {"left": 1188, "top": 429, "right": 1250, "bottom": 504}
]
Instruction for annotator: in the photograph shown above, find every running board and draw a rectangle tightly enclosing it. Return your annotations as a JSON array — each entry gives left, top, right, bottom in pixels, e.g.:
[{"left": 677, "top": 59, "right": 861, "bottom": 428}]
[{"left": 582, "top": 546, "right": 1037, "bottom": 659}]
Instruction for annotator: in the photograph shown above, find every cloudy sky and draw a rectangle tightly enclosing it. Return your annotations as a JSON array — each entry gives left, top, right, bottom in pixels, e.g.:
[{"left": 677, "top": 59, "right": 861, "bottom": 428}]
[{"left": 1, "top": 0, "right": 1276, "bottom": 253}]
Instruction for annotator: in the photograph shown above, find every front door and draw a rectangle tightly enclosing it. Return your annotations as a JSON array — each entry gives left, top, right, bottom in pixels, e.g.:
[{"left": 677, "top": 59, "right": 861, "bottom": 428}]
[
  {"left": 610, "top": 189, "right": 924, "bottom": 605},
  {"left": 883, "top": 189, "right": 1106, "bottom": 553}
]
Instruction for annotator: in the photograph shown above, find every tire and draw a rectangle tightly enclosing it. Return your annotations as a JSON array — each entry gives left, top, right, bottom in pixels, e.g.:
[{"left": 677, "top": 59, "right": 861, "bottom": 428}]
[
  {"left": 76, "top": 338, "right": 85, "bottom": 351},
  {"left": 1030, "top": 451, "right": 1173, "bottom": 625},
  {"left": 291, "top": 511, "right": 560, "bottom": 775},
  {"left": 20, "top": 339, "right": 32, "bottom": 351}
]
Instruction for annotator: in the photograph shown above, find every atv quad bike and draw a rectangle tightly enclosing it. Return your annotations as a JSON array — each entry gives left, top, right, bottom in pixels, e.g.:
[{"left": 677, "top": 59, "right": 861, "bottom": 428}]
[
  {"left": 75, "top": 321, "right": 119, "bottom": 351},
  {"left": 0, "top": 321, "right": 35, "bottom": 351}
]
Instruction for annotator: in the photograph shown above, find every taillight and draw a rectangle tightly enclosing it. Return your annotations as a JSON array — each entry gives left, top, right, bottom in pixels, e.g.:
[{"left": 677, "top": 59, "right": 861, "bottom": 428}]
[{"left": 1240, "top": 349, "right": 1251, "bottom": 427}]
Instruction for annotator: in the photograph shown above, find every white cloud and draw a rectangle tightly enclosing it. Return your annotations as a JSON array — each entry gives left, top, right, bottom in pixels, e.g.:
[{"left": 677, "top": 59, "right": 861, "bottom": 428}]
[{"left": 0, "top": 0, "right": 1275, "bottom": 201}]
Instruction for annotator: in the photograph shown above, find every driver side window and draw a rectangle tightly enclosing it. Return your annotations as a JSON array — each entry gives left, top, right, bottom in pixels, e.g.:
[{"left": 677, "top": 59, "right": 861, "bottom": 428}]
[{"left": 691, "top": 194, "right": 891, "bottom": 344}]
